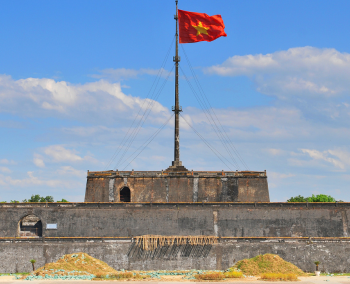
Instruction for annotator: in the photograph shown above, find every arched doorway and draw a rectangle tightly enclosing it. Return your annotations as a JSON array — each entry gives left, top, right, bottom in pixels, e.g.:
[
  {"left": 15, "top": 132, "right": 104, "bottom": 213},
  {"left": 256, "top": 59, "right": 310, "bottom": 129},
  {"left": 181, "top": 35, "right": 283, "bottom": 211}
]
[
  {"left": 19, "top": 214, "right": 42, "bottom": 237},
  {"left": 120, "top": 187, "right": 131, "bottom": 202}
]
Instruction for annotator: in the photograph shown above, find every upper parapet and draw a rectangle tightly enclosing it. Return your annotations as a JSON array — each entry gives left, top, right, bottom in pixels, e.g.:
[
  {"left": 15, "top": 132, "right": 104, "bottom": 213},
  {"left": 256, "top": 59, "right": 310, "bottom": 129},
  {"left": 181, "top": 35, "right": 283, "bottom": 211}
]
[
  {"left": 87, "top": 170, "right": 267, "bottom": 178},
  {"left": 85, "top": 170, "right": 269, "bottom": 203}
]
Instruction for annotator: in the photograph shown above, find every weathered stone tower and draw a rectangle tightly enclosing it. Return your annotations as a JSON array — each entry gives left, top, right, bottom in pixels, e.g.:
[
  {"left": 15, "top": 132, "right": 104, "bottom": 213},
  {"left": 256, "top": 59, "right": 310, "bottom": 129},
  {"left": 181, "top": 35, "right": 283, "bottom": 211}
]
[{"left": 85, "top": 170, "right": 269, "bottom": 202}]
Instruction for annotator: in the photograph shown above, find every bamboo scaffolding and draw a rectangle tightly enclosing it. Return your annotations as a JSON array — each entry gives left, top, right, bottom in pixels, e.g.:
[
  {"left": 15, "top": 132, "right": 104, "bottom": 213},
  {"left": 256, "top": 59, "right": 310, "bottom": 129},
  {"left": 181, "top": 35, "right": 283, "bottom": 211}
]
[{"left": 133, "top": 235, "right": 218, "bottom": 251}]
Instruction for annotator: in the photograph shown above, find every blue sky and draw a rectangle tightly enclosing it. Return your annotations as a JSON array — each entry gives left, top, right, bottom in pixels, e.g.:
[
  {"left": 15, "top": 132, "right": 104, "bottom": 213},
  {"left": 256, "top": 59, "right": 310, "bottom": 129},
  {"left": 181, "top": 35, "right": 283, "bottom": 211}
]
[{"left": 1, "top": 0, "right": 350, "bottom": 202}]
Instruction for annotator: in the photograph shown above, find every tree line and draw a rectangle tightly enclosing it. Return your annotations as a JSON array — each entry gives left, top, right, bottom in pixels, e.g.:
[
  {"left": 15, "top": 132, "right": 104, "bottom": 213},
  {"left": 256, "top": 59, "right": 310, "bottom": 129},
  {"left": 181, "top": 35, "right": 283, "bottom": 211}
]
[
  {"left": 0, "top": 193, "right": 343, "bottom": 203},
  {"left": 287, "top": 194, "right": 341, "bottom": 202},
  {"left": 1, "top": 194, "right": 68, "bottom": 203}
]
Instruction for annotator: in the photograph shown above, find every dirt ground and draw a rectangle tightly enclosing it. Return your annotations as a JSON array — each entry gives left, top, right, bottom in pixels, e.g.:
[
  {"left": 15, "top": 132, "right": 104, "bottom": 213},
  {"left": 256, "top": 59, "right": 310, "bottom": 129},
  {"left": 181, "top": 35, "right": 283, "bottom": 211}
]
[{"left": 1, "top": 275, "right": 350, "bottom": 283}]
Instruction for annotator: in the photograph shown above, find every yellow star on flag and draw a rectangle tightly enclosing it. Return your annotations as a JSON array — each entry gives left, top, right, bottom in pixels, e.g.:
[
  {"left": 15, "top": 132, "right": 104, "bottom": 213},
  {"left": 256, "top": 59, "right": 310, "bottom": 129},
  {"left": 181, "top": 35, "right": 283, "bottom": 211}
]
[{"left": 192, "top": 21, "right": 209, "bottom": 36}]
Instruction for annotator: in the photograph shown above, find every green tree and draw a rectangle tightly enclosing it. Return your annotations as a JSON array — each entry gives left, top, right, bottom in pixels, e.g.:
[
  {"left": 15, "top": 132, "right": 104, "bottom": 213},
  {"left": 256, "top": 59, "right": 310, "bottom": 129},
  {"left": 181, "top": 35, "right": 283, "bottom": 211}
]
[
  {"left": 314, "top": 261, "right": 320, "bottom": 271},
  {"left": 307, "top": 194, "right": 336, "bottom": 202},
  {"left": 287, "top": 195, "right": 307, "bottom": 202},
  {"left": 25, "top": 194, "right": 41, "bottom": 202},
  {"left": 21, "top": 195, "right": 68, "bottom": 203},
  {"left": 10, "top": 200, "right": 19, "bottom": 203},
  {"left": 23, "top": 194, "right": 54, "bottom": 203},
  {"left": 30, "top": 259, "right": 36, "bottom": 271},
  {"left": 288, "top": 194, "right": 337, "bottom": 202},
  {"left": 40, "top": 196, "right": 54, "bottom": 202}
]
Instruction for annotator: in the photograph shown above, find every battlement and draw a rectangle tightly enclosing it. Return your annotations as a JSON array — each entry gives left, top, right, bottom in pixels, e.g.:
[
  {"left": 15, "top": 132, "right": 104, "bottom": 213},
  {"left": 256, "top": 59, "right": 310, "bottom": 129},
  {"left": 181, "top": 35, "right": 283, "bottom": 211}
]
[{"left": 87, "top": 170, "right": 267, "bottom": 178}]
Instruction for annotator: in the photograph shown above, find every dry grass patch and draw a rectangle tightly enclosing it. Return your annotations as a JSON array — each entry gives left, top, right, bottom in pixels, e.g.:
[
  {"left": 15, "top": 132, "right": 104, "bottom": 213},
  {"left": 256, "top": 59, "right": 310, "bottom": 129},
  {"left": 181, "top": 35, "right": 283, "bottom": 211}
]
[
  {"left": 26, "top": 252, "right": 118, "bottom": 279},
  {"left": 95, "top": 272, "right": 133, "bottom": 280},
  {"left": 224, "top": 271, "right": 243, "bottom": 278},
  {"left": 132, "top": 273, "right": 151, "bottom": 280},
  {"left": 195, "top": 272, "right": 225, "bottom": 280},
  {"left": 108, "top": 272, "right": 134, "bottom": 279},
  {"left": 260, "top": 273, "right": 299, "bottom": 281},
  {"left": 233, "top": 254, "right": 305, "bottom": 276},
  {"left": 94, "top": 272, "right": 151, "bottom": 281}
]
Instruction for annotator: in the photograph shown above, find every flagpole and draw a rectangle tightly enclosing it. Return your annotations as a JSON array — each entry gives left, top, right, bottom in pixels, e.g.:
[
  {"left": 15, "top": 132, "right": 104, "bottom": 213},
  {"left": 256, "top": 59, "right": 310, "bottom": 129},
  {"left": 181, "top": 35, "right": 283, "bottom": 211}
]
[
  {"left": 171, "top": 0, "right": 183, "bottom": 169},
  {"left": 166, "top": 0, "right": 187, "bottom": 172}
]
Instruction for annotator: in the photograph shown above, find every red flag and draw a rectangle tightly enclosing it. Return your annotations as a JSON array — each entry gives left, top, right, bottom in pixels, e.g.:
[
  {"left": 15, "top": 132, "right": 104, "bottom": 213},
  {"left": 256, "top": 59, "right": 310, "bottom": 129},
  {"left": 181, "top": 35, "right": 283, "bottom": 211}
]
[{"left": 178, "top": 9, "right": 227, "bottom": 44}]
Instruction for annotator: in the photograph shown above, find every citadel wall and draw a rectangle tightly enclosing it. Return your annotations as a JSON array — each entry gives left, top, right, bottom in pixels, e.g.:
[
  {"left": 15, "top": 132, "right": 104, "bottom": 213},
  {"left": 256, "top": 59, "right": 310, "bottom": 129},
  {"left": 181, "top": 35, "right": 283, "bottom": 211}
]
[
  {"left": 1, "top": 238, "right": 350, "bottom": 273},
  {"left": 0, "top": 203, "right": 348, "bottom": 238},
  {"left": 85, "top": 171, "right": 269, "bottom": 202}
]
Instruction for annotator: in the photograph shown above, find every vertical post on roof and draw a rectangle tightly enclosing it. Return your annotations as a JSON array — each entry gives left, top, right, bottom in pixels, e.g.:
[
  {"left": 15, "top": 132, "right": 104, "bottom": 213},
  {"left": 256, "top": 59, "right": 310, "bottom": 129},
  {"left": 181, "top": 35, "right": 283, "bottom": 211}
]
[
  {"left": 167, "top": 0, "right": 187, "bottom": 172},
  {"left": 172, "top": 0, "right": 182, "bottom": 168}
]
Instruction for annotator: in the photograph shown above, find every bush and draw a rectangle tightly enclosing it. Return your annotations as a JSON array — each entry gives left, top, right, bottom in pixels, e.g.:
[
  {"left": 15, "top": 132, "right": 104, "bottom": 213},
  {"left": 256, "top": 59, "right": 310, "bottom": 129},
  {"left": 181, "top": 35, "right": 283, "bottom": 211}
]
[
  {"left": 224, "top": 271, "right": 243, "bottom": 278},
  {"left": 108, "top": 272, "right": 134, "bottom": 279},
  {"left": 132, "top": 273, "right": 150, "bottom": 280},
  {"left": 94, "top": 272, "right": 135, "bottom": 280},
  {"left": 287, "top": 194, "right": 336, "bottom": 203},
  {"left": 260, "top": 273, "right": 298, "bottom": 281},
  {"left": 23, "top": 195, "right": 54, "bottom": 203},
  {"left": 287, "top": 195, "right": 307, "bottom": 202},
  {"left": 195, "top": 272, "right": 225, "bottom": 280},
  {"left": 94, "top": 273, "right": 105, "bottom": 279},
  {"left": 21, "top": 195, "right": 69, "bottom": 203},
  {"left": 307, "top": 194, "right": 336, "bottom": 202}
]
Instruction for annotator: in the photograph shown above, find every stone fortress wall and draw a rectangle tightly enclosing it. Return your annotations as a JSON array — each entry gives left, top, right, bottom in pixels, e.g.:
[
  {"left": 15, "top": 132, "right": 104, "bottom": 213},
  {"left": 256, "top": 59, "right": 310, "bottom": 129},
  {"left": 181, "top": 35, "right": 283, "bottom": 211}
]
[
  {"left": 0, "top": 202, "right": 348, "bottom": 238},
  {"left": 2, "top": 238, "right": 350, "bottom": 273},
  {"left": 85, "top": 170, "right": 270, "bottom": 203},
  {"left": 1, "top": 202, "right": 350, "bottom": 273}
]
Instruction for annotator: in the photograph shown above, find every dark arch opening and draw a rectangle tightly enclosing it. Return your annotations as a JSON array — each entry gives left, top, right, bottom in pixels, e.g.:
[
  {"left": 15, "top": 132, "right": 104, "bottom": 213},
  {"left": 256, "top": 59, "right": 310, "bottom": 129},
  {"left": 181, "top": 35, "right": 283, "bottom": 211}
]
[
  {"left": 120, "top": 187, "right": 131, "bottom": 202},
  {"left": 19, "top": 214, "right": 42, "bottom": 237}
]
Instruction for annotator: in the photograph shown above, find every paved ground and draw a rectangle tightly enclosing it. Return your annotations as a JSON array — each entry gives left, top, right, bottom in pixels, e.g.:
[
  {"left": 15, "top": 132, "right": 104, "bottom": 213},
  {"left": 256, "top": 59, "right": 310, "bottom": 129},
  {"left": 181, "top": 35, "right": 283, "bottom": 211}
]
[{"left": 1, "top": 276, "right": 350, "bottom": 284}]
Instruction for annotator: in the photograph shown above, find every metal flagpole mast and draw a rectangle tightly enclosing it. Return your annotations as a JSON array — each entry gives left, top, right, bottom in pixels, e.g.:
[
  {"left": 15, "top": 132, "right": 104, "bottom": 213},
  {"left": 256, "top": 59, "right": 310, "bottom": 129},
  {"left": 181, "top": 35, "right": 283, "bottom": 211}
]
[
  {"left": 172, "top": 0, "right": 182, "bottom": 168},
  {"left": 167, "top": 0, "right": 187, "bottom": 172}
]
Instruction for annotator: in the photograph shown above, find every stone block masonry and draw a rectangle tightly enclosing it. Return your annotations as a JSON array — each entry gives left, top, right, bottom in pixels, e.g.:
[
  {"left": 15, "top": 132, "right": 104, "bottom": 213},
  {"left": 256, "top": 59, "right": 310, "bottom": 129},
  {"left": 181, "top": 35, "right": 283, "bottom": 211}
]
[
  {"left": 85, "top": 170, "right": 269, "bottom": 202},
  {"left": 1, "top": 202, "right": 350, "bottom": 273},
  {"left": 0, "top": 203, "right": 349, "bottom": 238},
  {"left": 1, "top": 237, "right": 350, "bottom": 273}
]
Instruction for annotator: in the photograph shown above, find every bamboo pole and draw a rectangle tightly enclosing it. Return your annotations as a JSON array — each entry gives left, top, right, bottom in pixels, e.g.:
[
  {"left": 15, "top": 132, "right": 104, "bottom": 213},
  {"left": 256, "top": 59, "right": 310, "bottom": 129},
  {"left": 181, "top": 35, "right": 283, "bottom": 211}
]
[{"left": 133, "top": 235, "right": 218, "bottom": 251}]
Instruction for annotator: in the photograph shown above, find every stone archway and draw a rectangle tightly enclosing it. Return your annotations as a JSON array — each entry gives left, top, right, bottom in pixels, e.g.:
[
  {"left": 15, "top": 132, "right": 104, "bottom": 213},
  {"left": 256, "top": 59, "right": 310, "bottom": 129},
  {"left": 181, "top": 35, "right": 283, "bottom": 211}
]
[
  {"left": 18, "top": 214, "right": 42, "bottom": 237},
  {"left": 120, "top": 187, "right": 131, "bottom": 202}
]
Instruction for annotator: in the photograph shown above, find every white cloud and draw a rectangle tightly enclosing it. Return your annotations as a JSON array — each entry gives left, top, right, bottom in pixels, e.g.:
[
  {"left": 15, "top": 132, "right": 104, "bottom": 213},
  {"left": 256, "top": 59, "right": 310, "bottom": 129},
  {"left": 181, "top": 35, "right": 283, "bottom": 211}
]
[
  {"left": 267, "top": 149, "right": 284, "bottom": 156},
  {"left": 0, "top": 171, "right": 80, "bottom": 188},
  {"left": 269, "top": 172, "right": 295, "bottom": 180},
  {"left": 33, "top": 158, "right": 45, "bottom": 168},
  {"left": 0, "top": 75, "right": 170, "bottom": 125},
  {"left": 0, "top": 167, "right": 12, "bottom": 174},
  {"left": 186, "top": 106, "right": 305, "bottom": 141},
  {"left": 205, "top": 47, "right": 350, "bottom": 99},
  {"left": 61, "top": 126, "right": 112, "bottom": 137},
  {"left": 149, "top": 156, "right": 166, "bottom": 162},
  {"left": 17, "top": 77, "right": 77, "bottom": 105},
  {"left": 300, "top": 148, "right": 350, "bottom": 170},
  {"left": 91, "top": 68, "right": 172, "bottom": 81},
  {"left": 56, "top": 166, "right": 86, "bottom": 177},
  {"left": 0, "top": 159, "right": 16, "bottom": 165},
  {"left": 44, "top": 145, "right": 83, "bottom": 163}
]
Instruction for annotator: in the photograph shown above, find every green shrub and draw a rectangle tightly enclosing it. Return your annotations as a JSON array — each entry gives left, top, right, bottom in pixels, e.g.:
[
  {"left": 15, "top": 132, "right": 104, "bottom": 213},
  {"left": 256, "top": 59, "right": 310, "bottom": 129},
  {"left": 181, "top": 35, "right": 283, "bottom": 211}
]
[
  {"left": 195, "top": 272, "right": 225, "bottom": 280},
  {"left": 224, "top": 271, "right": 243, "bottom": 278},
  {"left": 260, "top": 273, "right": 298, "bottom": 281},
  {"left": 108, "top": 272, "right": 134, "bottom": 279},
  {"left": 287, "top": 194, "right": 336, "bottom": 202}
]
